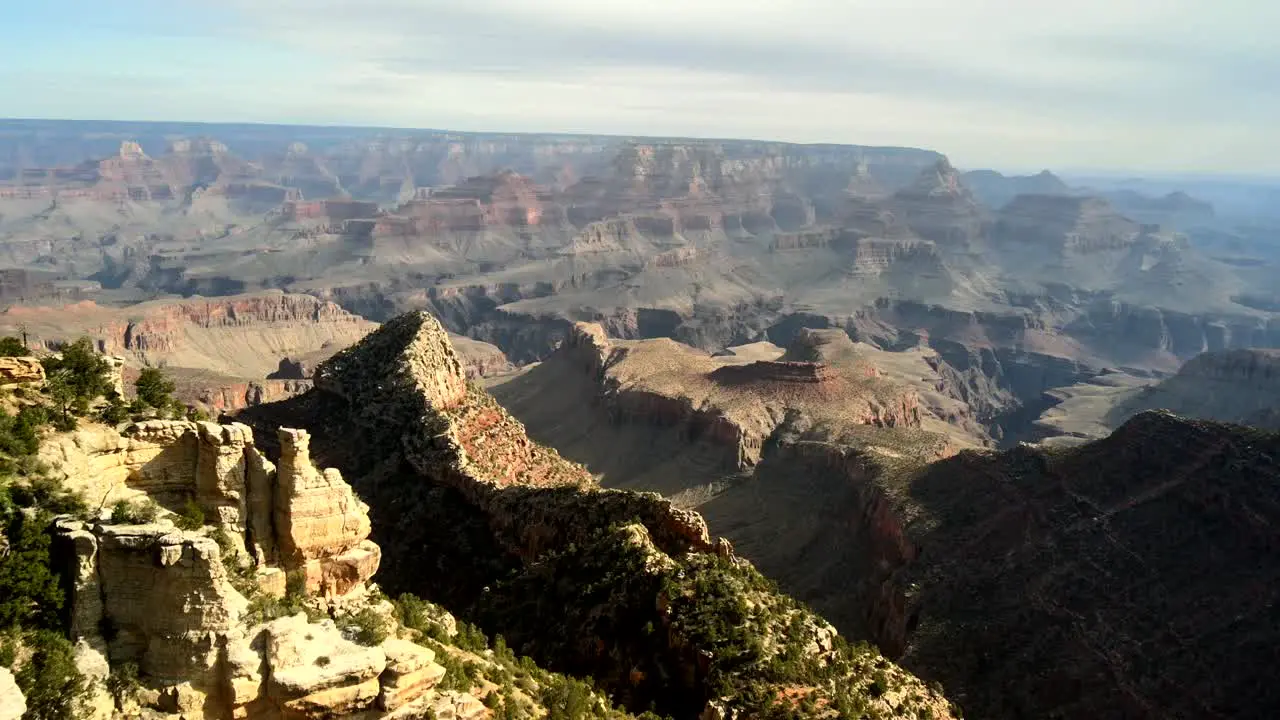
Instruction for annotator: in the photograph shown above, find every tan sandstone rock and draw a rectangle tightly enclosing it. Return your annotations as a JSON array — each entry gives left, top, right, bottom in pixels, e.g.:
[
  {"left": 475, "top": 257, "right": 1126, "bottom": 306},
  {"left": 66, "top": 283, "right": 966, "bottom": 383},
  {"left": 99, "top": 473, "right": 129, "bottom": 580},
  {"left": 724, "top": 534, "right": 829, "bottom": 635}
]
[
  {"left": 0, "top": 356, "right": 44, "bottom": 386},
  {"left": 378, "top": 639, "right": 445, "bottom": 712},
  {"left": 274, "top": 428, "right": 378, "bottom": 597},
  {"left": 265, "top": 614, "right": 386, "bottom": 718},
  {"left": 0, "top": 668, "right": 25, "bottom": 720},
  {"left": 42, "top": 416, "right": 404, "bottom": 719},
  {"left": 93, "top": 524, "right": 248, "bottom": 685}
]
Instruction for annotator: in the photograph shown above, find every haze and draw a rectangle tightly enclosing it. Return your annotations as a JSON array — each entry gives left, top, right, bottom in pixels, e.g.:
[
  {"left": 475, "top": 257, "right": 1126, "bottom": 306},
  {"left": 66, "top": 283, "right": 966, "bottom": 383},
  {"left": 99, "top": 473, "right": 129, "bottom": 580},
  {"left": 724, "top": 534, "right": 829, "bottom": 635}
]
[{"left": 2, "top": 0, "right": 1278, "bottom": 174}]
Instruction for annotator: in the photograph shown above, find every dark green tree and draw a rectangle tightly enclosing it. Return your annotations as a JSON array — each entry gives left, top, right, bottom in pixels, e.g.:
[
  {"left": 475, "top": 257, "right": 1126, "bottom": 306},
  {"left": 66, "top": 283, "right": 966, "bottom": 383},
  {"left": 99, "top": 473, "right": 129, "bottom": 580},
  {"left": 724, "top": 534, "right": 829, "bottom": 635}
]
[
  {"left": 134, "top": 367, "right": 176, "bottom": 410},
  {"left": 0, "top": 510, "right": 64, "bottom": 630},
  {"left": 14, "top": 629, "right": 90, "bottom": 720},
  {"left": 40, "top": 338, "right": 112, "bottom": 421}
]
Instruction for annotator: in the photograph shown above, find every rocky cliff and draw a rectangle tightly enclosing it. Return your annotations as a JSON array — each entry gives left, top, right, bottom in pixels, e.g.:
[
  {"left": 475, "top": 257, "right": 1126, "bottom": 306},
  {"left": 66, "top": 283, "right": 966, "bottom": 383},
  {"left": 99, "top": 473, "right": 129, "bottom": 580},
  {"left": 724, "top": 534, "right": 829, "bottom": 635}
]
[
  {"left": 37, "top": 419, "right": 472, "bottom": 719},
  {"left": 238, "top": 311, "right": 955, "bottom": 719}
]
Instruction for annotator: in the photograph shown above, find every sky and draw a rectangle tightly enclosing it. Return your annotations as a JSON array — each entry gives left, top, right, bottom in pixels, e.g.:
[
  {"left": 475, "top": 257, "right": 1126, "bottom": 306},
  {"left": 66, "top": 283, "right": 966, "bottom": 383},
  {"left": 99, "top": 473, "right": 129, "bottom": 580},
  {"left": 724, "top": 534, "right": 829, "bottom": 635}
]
[{"left": 1, "top": 0, "right": 1277, "bottom": 174}]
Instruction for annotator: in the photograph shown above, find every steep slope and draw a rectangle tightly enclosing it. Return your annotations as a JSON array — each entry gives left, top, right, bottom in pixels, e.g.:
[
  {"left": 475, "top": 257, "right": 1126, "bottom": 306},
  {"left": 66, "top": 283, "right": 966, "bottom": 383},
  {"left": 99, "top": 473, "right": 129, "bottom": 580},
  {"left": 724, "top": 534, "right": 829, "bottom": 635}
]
[
  {"left": 238, "top": 311, "right": 956, "bottom": 719},
  {"left": 489, "top": 324, "right": 1280, "bottom": 719},
  {"left": 486, "top": 324, "right": 976, "bottom": 641},
  {"left": 896, "top": 412, "right": 1280, "bottom": 720}
]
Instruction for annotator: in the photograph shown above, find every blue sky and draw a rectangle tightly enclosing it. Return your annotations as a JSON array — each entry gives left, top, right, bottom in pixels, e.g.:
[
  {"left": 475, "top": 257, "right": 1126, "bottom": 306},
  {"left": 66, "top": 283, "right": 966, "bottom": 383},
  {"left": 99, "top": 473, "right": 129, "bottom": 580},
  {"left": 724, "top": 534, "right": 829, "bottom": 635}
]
[{"left": 2, "top": 0, "right": 1277, "bottom": 174}]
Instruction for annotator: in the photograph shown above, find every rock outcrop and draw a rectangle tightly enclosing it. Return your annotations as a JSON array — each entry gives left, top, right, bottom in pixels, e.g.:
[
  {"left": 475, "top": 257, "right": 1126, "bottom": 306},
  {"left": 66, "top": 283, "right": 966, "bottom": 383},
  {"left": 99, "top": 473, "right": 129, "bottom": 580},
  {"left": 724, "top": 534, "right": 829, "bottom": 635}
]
[
  {"left": 274, "top": 428, "right": 380, "bottom": 598},
  {"left": 42, "top": 421, "right": 378, "bottom": 582},
  {"left": 40, "top": 418, "right": 466, "bottom": 719},
  {"left": 0, "top": 356, "right": 43, "bottom": 386}
]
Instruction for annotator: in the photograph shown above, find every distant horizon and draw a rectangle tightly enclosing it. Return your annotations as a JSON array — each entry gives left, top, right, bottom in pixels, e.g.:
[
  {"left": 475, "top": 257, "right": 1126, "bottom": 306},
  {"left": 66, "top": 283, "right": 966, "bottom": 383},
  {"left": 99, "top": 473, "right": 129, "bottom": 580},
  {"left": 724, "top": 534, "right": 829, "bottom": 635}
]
[
  {"left": 3, "top": 0, "right": 1275, "bottom": 177},
  {"left": 4, "top": 115, "right": 1278, "bottom": 185}
]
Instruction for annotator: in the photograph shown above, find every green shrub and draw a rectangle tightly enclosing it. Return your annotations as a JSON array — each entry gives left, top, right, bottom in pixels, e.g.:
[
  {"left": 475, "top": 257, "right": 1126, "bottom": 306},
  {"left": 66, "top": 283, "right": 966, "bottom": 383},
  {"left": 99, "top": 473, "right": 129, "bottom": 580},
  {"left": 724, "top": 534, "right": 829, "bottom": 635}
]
[
  {"left": 347, "top": 607, "right": 390, "bottom": 646},
  {"left": 393, "top": 592, "right": 451, "bottom": 643},
  {"left": 0, "top": 631, "right": 16, "bottom": 667},
  {"left": 106, "top": 661, "right": 140, "bottom": 707},
  {"left": 174, "top": 499, "right": 205, "bottom": 531},
  {"left": 0, "top": 406, "right": 48, "bottom": 459},
  {"left": 14, "top": 629, "right": 91, "bottom": 720},
  {"left": 109, "top": 499, "right": 160, "bottom": 525},
  {"left": 435, "top": 649, "right": 473, "bottom": 693},
  {"left": 3, "top": 467, "right": 86, "bottom": 520},
  {"left": 245, "top": 592, "right": 307, "bottom": 627},
  {"left": 0, "top": 336, "right": 27, "bottom": 356},
  {"left": 99, "top": 396, "right": 131, "bottom": 425},
  {"left": 41, "top": 338, "right": 113, "bottom": 421}
]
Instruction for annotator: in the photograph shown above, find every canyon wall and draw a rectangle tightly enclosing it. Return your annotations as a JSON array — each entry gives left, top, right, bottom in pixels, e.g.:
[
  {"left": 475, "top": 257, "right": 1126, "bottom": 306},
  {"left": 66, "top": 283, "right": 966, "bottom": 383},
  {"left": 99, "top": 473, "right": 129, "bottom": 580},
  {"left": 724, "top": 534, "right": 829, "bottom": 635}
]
[{"left": 0, "top": 292, "right": 375, "bottom": 379}]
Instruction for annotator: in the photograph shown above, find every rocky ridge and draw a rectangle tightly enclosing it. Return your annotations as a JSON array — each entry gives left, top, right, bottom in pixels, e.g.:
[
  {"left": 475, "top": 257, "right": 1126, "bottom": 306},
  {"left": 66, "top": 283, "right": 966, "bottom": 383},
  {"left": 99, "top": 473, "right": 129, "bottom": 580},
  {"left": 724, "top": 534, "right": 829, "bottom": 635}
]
[
  {"left": 238, "top": 311, "right": 956, "bottom": 719},
  {"left": 892, "top": 411, "right": 1280, "bottom": 719},
  {"left": 496, "top": 323, "right": 1280, "bottom": 719}
]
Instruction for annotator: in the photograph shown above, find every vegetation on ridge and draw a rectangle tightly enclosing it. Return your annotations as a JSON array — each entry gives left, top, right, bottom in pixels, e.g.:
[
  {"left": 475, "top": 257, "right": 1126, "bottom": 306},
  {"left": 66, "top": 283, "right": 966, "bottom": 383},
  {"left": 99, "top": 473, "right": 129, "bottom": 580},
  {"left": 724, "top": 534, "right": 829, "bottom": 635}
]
[{"left": 472, "top": 521, "right": 950, "bottom": 719}]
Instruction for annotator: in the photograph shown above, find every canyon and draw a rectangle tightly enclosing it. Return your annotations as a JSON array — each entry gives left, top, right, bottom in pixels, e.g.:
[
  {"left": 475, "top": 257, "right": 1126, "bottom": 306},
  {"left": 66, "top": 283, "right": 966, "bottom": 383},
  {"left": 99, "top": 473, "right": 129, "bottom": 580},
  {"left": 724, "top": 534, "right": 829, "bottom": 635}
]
[{"left": 1, "top": 119, "right": 1278, "bottom": 720}]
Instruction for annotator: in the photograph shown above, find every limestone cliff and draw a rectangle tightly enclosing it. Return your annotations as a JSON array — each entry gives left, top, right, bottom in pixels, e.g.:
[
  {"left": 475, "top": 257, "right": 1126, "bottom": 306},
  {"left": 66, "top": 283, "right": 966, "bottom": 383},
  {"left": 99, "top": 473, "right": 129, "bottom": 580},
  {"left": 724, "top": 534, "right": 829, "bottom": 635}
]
[{"left": 0, "top": 356, "right": 44, "bottom": 386}]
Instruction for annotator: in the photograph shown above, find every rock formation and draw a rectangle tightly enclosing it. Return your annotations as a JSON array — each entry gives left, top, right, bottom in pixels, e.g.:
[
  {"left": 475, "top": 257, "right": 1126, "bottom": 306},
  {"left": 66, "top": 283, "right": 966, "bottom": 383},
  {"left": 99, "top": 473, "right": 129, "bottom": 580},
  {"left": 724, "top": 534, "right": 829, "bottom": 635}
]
[
  {"left": 891, "top": 159, "right": 987, "bottom": 246},
  {"left": 0, "top": 356, "right": 44, "bottom": 386},
  {"left": 236, "top": 311, "right": 955, "bottom": 719},
  {"left": 994, "top": 194, "right": 1140, "bottom": 254},
  {"left": 38, "top": 418, "right": 473, "bottom": 718}
]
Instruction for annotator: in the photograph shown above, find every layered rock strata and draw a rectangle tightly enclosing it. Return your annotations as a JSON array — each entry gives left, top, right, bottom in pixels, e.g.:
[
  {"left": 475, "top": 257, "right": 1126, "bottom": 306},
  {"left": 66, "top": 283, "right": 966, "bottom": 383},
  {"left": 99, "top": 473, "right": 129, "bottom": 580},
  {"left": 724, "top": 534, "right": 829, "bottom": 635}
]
[
  {"left": 42, "top": 419, "right": 458, "bottom": 718},
  {"left": 0, "top": 356, "right": 44, "bottom": 386}
]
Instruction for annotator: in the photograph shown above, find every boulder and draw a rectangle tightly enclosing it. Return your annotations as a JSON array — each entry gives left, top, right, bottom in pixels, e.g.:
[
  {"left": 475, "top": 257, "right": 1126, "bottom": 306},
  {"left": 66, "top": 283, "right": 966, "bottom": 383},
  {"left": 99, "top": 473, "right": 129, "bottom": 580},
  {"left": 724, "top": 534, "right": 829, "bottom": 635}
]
[
  {"left": 265, "top": 615, "right": 386, "bottom": 717},
  {"left": 378, "top": 640, "right": 446, "bottom": 711}
]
